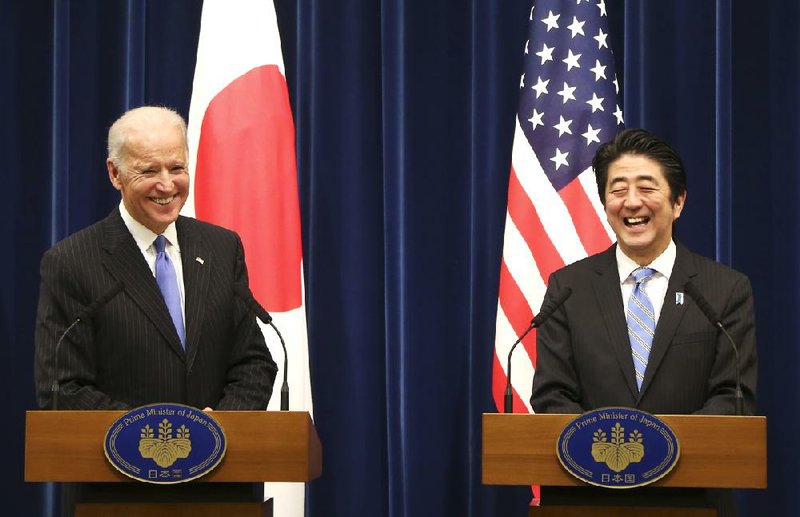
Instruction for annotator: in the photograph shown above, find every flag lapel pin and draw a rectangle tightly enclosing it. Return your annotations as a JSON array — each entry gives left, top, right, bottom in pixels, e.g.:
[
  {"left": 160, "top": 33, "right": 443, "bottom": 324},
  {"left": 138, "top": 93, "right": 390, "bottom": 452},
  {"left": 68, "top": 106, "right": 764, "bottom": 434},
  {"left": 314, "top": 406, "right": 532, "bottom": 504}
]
[{"left": 196, "top": 257, "right": 205, "bottom": 265}]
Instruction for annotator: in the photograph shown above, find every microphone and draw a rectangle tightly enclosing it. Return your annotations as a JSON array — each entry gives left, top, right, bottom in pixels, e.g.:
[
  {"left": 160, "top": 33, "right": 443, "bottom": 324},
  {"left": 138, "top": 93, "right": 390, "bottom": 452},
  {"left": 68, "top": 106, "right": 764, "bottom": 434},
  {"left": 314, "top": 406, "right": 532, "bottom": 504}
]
[
  {"left": 52, "top": 281, "right": 125, "bottom": 410},
  {"left": 234, "top": 283, "right": 289, "bottom": 411},
  {"left": 504, "top": 287, "right": 572, "bottom": 413},
  {"left": 683, "top": 281, "right": 744, "bottom": 415},
  {"left": 234, "top": 283, "right": 273, "bottom": 324}
]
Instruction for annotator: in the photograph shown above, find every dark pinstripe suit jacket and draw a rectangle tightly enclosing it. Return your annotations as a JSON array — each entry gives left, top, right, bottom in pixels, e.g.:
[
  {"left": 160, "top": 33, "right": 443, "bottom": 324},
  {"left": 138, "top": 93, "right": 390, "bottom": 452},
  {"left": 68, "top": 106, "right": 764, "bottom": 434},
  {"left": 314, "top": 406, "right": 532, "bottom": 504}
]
[
  {"left": 531, "top": 242, "right": 757, "bottom": 415},
  {"left": 34, "top": 209, "right": 278, "bottom": 410}
]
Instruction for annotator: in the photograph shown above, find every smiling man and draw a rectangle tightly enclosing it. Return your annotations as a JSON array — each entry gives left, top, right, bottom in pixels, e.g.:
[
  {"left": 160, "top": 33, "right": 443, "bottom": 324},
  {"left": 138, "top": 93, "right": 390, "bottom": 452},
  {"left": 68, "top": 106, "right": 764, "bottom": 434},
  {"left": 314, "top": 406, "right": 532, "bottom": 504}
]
[
  {"left": 530, "top": 128, "right": 757, "bottom": 515},
  {"left": 531, "top": 128, "right": 756, "bottom": 415},
  {"left": 603, "top": 152, "right": 685, "bottom": 266},
  {"left": 106, "top": 107, "right": 190, "bottom": 235},
  {"left": 34, "top": 106, "right": 277, "bottom": 411}
]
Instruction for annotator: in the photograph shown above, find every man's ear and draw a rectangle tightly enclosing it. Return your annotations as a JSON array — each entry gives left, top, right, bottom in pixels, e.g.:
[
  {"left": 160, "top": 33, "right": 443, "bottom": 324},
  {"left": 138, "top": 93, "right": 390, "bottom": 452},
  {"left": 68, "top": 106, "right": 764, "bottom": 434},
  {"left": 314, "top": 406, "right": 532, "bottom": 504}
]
[
  {"left": 672, "top": 190, "right": 687, "bottom": 221},
  {"left": 107, "top": 159, "right": 123, "bottom": 191}
]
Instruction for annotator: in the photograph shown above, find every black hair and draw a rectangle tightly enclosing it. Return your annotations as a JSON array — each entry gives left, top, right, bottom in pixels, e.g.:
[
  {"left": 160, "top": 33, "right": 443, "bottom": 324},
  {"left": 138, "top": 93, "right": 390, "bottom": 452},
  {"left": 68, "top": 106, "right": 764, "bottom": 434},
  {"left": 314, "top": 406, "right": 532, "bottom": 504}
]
[{"left": 592, "top": 128, "right": 687, "bottom": 206}]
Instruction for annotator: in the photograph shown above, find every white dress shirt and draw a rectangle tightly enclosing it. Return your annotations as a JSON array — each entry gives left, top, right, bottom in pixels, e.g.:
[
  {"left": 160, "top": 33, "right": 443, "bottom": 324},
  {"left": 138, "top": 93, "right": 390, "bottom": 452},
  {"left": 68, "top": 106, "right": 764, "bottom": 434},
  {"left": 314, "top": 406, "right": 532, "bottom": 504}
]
[
  {"left": 615, "top": 240, "right": 677, "bottom": 326},
  {"left": 118, "top": 201, "right": 186, "bottom": 320}
]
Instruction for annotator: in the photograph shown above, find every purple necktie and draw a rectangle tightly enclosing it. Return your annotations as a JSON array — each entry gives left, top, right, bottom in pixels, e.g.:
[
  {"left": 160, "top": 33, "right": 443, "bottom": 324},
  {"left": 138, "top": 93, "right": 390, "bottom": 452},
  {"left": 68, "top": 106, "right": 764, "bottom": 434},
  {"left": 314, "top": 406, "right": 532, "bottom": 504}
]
[{"left": 154, "top": 235, "right": 185, "bottom": 348}]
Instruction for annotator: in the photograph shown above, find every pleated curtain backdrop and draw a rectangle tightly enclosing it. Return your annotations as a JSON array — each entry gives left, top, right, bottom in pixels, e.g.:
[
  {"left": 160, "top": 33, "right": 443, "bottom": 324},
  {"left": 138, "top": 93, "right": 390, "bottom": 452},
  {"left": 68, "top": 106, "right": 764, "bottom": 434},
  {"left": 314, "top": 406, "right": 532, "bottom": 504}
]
[{"left": 2, "top": 1, "right": 798, "bottom": 515}]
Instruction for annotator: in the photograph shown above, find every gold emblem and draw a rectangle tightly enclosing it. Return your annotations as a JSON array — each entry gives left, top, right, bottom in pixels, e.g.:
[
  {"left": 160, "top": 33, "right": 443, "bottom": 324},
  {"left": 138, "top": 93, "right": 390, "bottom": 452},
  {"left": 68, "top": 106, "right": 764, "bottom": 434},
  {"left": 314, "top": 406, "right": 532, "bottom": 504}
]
[
  {"left": 138, "top": 418, "right": 192, "bottom": 468},
  {"left": 591, "top": 422, "right": 644, "bottom": 472}
]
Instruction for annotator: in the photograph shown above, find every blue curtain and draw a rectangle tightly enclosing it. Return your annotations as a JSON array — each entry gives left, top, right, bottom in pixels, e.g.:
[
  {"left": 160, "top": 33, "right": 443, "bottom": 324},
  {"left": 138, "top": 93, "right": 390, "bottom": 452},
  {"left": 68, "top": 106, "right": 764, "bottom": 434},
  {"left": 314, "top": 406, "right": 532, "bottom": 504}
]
[
  {"left": 2, "top": 0, "right": 796, "bottom": 515},
  {"left": 622, "top": 4, "right": 799, "bottom": 513},
  {"left": 0, "top": 2, "right": 202, "bottom": 515},
  {"left": 290, "top": 1, "right": 531, "bottom": 514}
]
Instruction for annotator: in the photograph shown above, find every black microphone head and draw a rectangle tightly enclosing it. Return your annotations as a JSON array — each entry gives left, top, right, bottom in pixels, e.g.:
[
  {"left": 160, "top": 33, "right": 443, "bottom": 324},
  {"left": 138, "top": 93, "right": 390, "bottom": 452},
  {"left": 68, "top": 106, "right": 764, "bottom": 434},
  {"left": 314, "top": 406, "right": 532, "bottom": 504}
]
[
  {"left": 234, "top": 282, "right": 251, "bottom": 301},
  {"left": 683, "top": 281, "right": 721, "bottom": 325},
  {"left": 102, "top": 281, "right": 125, "bottom": 301},
  {"left": 234, "top": 283, "right": 273, "bottom": 324},
  {"left": 531, "top": 287, "right": 573, "bottom": 328},
  {"left": 76, "top": 281, "right": 125, "bottom": 321},
  {"left": 555, "top": 287, "right": 572, "bottom": 304}
]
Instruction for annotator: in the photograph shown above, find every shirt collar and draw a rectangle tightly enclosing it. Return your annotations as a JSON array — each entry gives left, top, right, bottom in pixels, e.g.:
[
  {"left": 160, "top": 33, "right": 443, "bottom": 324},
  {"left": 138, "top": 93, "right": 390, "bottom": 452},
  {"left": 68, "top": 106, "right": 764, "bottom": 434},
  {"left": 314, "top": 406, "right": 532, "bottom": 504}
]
[
  {"left": 616, "top": 240, "right": 676, "bottom": 284},
  {"left": 118, "top": 201, "right": 179, "bottom": 252}
]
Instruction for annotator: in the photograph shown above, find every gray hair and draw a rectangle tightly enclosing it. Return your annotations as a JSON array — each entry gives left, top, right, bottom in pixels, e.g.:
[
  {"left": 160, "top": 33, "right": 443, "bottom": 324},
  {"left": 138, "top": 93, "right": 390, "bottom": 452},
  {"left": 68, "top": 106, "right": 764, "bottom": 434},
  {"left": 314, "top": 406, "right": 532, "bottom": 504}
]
[{"left": 107, "top": 106, "right": 188, "bottom": 167}]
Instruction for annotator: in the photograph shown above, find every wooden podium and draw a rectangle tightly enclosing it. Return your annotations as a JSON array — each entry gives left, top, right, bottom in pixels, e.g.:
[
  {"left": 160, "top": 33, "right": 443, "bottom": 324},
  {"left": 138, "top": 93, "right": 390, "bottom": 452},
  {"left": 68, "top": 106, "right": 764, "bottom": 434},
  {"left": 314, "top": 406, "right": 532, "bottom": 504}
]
[
  {"left": 482, "top": 413, "right": 767, "bottom": 516},
  {"left": 25, "top": 410, "right": 321, "bottom": 517}
]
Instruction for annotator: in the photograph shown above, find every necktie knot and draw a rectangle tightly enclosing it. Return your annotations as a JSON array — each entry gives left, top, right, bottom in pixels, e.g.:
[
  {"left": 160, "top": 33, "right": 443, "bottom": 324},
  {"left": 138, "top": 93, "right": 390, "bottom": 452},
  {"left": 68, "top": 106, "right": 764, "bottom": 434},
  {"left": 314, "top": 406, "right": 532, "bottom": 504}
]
[
  {"left": 632, "top": 267, "right": 656, "bottom": 285},
  {"left": 154, "top": 235, "right": 167, "bottom": 254}
]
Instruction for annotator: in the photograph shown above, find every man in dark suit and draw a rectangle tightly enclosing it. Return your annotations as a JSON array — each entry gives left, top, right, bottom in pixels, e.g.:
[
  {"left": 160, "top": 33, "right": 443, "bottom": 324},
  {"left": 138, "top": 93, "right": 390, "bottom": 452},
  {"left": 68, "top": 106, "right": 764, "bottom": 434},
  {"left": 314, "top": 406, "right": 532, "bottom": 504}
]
[
  {"left": 35, "top": 105, "right": 278, "bottom": 411},
  {"left": 530, "top": 129, "right": 757, "bottom": 515}
]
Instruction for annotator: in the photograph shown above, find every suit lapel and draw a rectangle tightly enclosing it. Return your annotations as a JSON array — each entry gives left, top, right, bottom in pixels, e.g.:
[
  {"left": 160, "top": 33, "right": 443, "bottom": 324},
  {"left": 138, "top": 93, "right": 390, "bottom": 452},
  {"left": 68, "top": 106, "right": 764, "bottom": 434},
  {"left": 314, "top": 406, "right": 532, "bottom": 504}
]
[
  {"left": 638, "top": 243, "right": 697, "bottom": 400},
  {"left": 592, "top": 246, "right": 640, "bottom": 400},
  {"left": 100, "top": 210, "right": 186, "bottom": 360},
  {"left": 177, "top": 218, "right": 210, "bottom": 372}
]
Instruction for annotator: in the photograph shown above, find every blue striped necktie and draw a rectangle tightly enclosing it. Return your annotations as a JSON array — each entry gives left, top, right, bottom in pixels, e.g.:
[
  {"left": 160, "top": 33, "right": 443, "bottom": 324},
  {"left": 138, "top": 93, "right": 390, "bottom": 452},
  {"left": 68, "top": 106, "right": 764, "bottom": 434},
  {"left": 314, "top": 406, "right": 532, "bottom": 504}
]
[
  {"left": 154, "top": 235, "right": 186, "bottom": 349},
  {"left": 627, "top": 267, "right": 656, "bottom": 390}
]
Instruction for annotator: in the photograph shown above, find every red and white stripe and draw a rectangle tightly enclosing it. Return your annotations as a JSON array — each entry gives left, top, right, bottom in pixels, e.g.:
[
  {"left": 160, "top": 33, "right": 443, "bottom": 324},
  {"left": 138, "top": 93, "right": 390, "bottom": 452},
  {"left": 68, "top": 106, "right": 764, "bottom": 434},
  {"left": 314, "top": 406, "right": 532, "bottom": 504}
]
[{"left": 492, "top": 118, "right": 613, "bottom": 414}]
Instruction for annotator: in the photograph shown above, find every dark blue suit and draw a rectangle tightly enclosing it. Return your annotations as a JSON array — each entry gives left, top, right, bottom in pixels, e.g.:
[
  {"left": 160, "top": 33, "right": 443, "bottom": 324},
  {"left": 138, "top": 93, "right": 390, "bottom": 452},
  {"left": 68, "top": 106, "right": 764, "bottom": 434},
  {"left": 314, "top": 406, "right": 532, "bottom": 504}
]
[
  {"left": 35, "top": 209, "right": 277, "bottom": 410},
  {"left": 531, "top": 242, "right": 758, "bottom": 516},
  {"left": 532, "top": 242, "right": 757, "bottom": 415}
]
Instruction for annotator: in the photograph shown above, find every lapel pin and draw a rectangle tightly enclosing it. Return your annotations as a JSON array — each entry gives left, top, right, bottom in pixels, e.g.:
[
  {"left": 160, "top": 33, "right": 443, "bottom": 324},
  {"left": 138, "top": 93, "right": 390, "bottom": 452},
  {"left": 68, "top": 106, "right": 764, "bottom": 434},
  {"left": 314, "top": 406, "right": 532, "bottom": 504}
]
[
  {"left": 195, "top": 257, "right": 205, "bottom": 265},
  {"left": 675, "top": 292, "right": 684, "bottom": 305}
]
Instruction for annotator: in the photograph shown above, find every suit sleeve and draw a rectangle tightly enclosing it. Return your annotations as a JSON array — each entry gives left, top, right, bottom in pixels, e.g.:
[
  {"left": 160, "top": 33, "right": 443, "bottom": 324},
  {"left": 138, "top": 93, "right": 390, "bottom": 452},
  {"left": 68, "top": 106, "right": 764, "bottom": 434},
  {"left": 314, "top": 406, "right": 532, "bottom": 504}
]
[
  {"left": 696, "top": 274, "right": 758, "bottom": 415},
  {"left": 34, "top": 247, "right": 130, "bottom": 410},
  {"left": 214, "top": 236, "right": 279, "bottom": 410},
  {"left": 530, "top": 273, "right": 585, "bottom": 414}
]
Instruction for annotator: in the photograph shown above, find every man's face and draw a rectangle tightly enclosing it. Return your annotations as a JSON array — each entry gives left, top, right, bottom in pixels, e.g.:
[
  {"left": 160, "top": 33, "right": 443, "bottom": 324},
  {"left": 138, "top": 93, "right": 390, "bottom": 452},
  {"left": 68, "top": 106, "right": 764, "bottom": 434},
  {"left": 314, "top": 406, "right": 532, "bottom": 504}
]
[
  {"left": 604, "top": 154, "right": 685, "bottom": 265},
  {"left": 107, "top": 124, "right": 189, "bottom": 234}
]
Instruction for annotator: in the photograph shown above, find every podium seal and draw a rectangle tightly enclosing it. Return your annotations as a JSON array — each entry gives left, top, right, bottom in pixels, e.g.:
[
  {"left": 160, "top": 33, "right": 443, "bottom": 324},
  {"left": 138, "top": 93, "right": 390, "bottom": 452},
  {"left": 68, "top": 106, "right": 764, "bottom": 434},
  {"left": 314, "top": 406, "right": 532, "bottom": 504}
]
[
  {"left": 104, "top": 403, "right": 227, "bottom": 484},
  {"left": 556, "top": 407, "right": 679, "bottom": 489}
]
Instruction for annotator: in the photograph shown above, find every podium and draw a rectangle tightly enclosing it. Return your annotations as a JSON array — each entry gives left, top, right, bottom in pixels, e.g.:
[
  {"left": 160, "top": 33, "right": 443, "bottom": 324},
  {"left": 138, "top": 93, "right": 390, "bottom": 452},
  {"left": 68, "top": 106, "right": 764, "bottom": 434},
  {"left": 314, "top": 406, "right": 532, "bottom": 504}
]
[
  {"left": 25, "top": 410, "right": 321, "bottom": 516},
  {"left": 482, "top": 413, "right": 767, "bottom": 516}
]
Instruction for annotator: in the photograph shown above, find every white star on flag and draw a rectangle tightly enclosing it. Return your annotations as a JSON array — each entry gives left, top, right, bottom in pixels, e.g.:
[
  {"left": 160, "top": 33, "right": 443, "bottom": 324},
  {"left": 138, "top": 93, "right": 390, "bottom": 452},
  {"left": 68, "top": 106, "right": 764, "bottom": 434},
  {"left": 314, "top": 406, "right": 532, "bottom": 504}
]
[
  {"left": 567, "top": 16, "right": 586, "bottom": 38},
  {"left": 586, "top": 92, "right": 604, "bottom": 112},
  {"left": 536, "top": 43, "right": 555, "bottom": 64},
  {"left": 542, "top": 10, "right": 560, "bottom": 31},
  {"left": 554, "top": 115, "right": 573, "bottom": 136},
  {"left": 594, "top": 28, "right": 608, "bottom": 49},
  {"left": 590, "top": 59, "right": 607, "bottom": 81},
  {"left": 550, "top": 148, "right": 570, "bottom": 169},
  {"left": 557, "top": 81, "right": 577, "bottom": 103},
  {"left": 529, "top": 109, "right": 545, "bottom": 129},
  {"left": 582, "top": 123, "right": 602, "bottom": 145},
  {"left": 562, "top": 49, "right": 582, "bottom": 71},
  {"left": 532, "top": 76, "right": 550, "bottom": 98}
]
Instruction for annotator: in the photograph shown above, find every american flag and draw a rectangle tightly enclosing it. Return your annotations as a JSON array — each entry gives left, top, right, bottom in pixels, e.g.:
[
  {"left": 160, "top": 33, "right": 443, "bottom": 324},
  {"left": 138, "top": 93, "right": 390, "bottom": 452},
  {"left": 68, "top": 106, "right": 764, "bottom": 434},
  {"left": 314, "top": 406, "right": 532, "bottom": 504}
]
[{"left": 492, "top": 0, "right": 623, "bottom": 417}]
